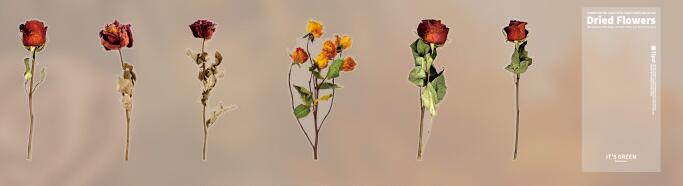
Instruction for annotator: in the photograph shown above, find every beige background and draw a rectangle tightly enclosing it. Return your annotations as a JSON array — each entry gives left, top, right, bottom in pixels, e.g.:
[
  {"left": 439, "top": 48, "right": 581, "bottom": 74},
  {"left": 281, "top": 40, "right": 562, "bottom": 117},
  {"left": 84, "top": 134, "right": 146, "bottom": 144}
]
[{"left": 0, "top": 0, "right": 682, "bottom": 185}]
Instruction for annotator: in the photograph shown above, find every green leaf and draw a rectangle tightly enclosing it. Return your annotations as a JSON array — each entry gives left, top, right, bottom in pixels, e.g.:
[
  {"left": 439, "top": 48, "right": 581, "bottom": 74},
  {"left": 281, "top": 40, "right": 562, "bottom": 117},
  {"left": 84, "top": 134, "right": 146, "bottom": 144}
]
[
  {"left": 505, "top": 42, "right": 533, "bottom": 75},
  {"left": 293, "top": 85, "right": 312, "bottom": 105},
  {"left": 39, "top": 67, "right": 46, "bottom": 82},
  {"left": 414, "top": 56, "right": 425, "bottom": 67},
  {"left": 408, "top": 66, "right": 426, "bottom": 87},
  {"left": 410, "top": 39, "right": 430, "bottom": 58},
  {"left": 294, "top": 104, "right": 310, "bottom": 118},
  {"left": 423, "top": 55, "right": 434, "bottom": 70},
  {"left": 432, "top": 73, "right": 447, "bottom": 104},
  {"left": 326, "top": 59, "right": 343, "bottom": 79},
  {"left": 318, "top": 82, "right": 341, "bottom": 89},
  {"left": 23, "top": 58, "right": 31, "bottom": 81},
  {"left": 421, "top": 83, "right": 438, "bottom": 116}
]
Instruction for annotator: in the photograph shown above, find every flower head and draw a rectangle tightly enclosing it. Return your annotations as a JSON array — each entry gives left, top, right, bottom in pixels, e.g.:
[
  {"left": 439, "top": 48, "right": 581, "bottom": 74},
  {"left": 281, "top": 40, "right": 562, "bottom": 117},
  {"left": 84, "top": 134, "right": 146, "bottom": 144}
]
[
  {"left": 314, "top": 53, "right": 329, "bottom": 69},
  {"left": 19, "top": 20, "right": 47, "bottom": 47},
  {"left": 321, "top": 40, "right": 337, "bottom": 59},
  {"left": 290, "top": 48, "right": 308, "bottom": 64},
  {"left": 417, "top": 19, "right": 449, "bottom": 45},
  {"left": 307, "top": 20, "right": 324, "bottom": 39},
  {"left": 190, "top": 20, "right": 217, "bottom": 40},
  {"left": 335, "top": 35, "right": 352, "bottom": 51},
  {"left": 99, "top": 20, "right": 133, "bottom": 50},
  {"left": 342, "top": 56, "right": 356, "bottom": 72},
  {"left": 503, "top": 20, "right": 528, "bottom": 42}
]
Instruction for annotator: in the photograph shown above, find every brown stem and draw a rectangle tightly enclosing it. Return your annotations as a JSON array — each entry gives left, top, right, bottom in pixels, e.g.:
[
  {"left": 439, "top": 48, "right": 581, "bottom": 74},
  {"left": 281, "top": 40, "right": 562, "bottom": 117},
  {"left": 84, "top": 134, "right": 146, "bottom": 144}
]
[
  {"left": 199, "top": 38, "right": 209, "bottom": 161},
  {"left": 313, "top": 76, "right": 320, "bottom": 160},
  {"left": 513, "top": 74, "right": 520, "bottom": 160},
  {"left": 26, "top": 49, "right": 37, "bottom": 160},
  {"left": 287, "top": 64, "right": 315, "bottom": 148}
]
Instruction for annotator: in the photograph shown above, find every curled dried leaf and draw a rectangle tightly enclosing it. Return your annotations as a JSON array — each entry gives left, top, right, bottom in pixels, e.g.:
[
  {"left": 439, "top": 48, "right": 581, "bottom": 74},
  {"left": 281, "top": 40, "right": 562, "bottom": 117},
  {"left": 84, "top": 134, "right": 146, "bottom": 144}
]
[{"left": 205, "top": 103, "right": 237, "bottom": 128}]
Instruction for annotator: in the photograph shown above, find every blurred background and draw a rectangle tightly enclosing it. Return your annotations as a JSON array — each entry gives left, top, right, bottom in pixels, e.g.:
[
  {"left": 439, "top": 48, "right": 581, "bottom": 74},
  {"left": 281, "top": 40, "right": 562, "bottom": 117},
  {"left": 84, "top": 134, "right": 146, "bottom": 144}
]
[{"left": 0, "top": 0, "right": 682, "bottom": 185}]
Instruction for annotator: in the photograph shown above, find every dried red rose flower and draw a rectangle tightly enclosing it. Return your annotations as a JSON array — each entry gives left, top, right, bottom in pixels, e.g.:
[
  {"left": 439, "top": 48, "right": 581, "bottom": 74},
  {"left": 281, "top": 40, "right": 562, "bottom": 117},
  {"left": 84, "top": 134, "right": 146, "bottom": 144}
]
[
  {"left": 190, "top": 20, "right": 216, "bottom": 40},
  {"left": 99, "top": 20, "right": 133, "bottom": 51},
  {"left": 417, "top": 19, "right": 449, "bottom": 45},
  {"left": 503, "top": 20, "right": 529, "bottom": 42},
  {"left": 19, "top": 20, "right": 47, "bottom": 47}
]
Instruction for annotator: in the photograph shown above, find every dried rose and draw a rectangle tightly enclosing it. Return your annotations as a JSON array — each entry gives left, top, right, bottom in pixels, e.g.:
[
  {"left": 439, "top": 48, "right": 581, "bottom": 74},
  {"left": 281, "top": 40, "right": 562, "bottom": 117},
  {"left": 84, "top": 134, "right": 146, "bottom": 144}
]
[
  {"left": 417, "top": 19, "right": 449, "bottom": 45},
  {"left": 503, "top": 20, "right": 528, "bottom": 42},
  {"left": 99, "top": 20, "right": 133, "bottom": 50},
  {"left": 19, "top": 20, "right": 47, "bottom": 47},
  {"left": 190, "top": 20, "right": 217, "bottom": 40}
]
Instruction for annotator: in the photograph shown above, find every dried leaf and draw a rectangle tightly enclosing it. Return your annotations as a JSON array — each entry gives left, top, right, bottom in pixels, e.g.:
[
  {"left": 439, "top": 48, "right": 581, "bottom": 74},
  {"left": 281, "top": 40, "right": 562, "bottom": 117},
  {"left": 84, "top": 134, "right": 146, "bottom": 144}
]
[{"left": 206, "top": 103, "right": 237, "bottom": 128}]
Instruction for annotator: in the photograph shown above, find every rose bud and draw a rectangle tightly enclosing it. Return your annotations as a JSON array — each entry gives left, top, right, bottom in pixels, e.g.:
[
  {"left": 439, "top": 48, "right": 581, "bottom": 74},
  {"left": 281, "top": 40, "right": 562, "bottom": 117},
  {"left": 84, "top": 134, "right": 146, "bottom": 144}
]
[
  {"left": 417, "top": 19, "right": 449, "bottom": 45},
  {"left": 335, "top": 35, "right": 352, "bottom": 51},
  {"left": 189, "top": 20, "right": 217, "bottom": 40},
  {"left": 321, "top": 40, "right": 337, "bottom": 59},
  {"left": 99, "top": 20, "right": 133, "bottom": 51},
  {"left": 290, "top": 47, "right": 309, "bottom": 64},
  {"left": 503, "top": 20, "right": 529, "bottom": 42},
  {"left": 307, "top": 20, "right": 324, "bottom": 39},
  {"left": 19, "top": 20, "right": 48, "bottom": 47},
  {"left": 341, "top": 56, "right": 357, "bottom": 72}
]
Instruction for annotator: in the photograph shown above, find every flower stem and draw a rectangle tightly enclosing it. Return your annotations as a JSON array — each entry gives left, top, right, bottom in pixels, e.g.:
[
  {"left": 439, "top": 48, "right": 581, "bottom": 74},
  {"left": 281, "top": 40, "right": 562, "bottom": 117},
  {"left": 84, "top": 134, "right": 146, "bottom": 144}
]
[
  {"left": 199, "top": 38, "right": 209, "bottom": 161},
  {"left": 26, "top": 49, "right": 37, "bottom": 160},
  {"left": 124, "top": 110, "right": 130, "bottom": 161},
  {"left": 118, "top": 49, "right": 131, "bottom": 161},
  {"left": 513, "top": 74, "right": 520, "bottom": 160},
  {"left": 287, "top": 64, "right": 315, "bottom": 149},
  {"left": 202, "top": 104, "right": 208, "bottom": 161},
  {"left": 417, "top": 88, "right": 425, "bottom": 160}
]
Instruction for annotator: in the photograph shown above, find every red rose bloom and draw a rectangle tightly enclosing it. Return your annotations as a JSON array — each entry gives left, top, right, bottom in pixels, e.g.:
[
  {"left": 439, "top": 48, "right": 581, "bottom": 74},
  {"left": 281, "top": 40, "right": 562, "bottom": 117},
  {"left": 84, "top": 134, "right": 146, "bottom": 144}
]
[
  {"left": 19, "top": 20, "right": 47, "bottom": 47},
  {"left": 417, "top": 19, "right": 449, "bottom": 45},
  {"left": 503, "top": 20, "right": 528, "bottom": 42},
  {"left": 190, "top": 20, "right": 216, "bottom": 40},
  {"left": 99, "top": 20, "right": 133, "bottom": 51}
]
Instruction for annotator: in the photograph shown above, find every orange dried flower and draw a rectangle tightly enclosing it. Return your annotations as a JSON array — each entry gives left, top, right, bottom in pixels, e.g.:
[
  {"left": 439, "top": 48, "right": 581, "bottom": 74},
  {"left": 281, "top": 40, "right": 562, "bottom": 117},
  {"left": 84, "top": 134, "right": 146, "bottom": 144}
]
[
  {"left": 321, "top": 40, "right": 337, "bottom": 59},
  {"left": 290, "top": 48, "right": 309, "bottom": 64},
  {"left": 307, "top": 20, "right": 323, "bottom": 39},
  {"left": 342, "top": 56, "right": 356, "bottom": 72},
  {"left": 314, "top": 53, "right": 329, "bottom": 69},
  {"left": 335, "top": 35, "right": 352, "bottom": 50}
]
